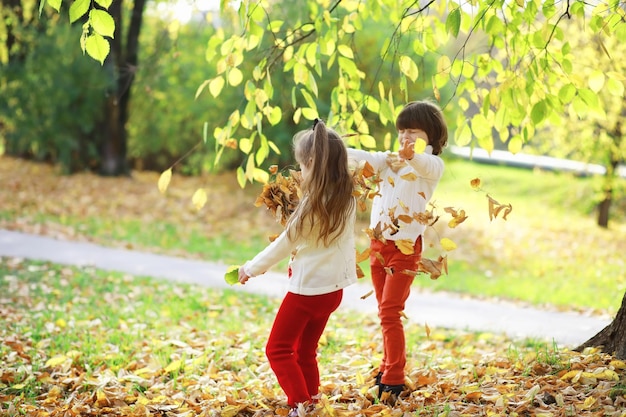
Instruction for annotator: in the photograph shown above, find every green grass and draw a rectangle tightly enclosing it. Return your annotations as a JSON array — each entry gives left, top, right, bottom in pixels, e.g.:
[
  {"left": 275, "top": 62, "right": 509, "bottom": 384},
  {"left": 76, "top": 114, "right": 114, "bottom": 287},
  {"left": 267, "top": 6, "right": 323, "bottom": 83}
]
[{"left": 1, "top": 157, "right": 624, "bottom": 314}]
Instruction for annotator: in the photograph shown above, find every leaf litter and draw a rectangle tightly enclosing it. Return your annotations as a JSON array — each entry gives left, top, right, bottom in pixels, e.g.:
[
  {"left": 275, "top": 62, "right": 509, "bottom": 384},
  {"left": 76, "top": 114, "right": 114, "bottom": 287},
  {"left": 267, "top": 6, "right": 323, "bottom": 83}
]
[{"left": 1, "top": 258, "right": 625, "bottom": 416}]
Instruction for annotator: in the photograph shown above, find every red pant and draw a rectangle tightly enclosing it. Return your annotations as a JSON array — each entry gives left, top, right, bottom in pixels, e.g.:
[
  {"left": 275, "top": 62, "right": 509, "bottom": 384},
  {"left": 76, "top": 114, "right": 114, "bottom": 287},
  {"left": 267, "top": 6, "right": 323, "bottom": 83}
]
[
  {"left": 266, "top": 290, "right": 343, "bottom": 407},
  {"left": 370, "top": 237, "right": 422, "bottom": 385}
]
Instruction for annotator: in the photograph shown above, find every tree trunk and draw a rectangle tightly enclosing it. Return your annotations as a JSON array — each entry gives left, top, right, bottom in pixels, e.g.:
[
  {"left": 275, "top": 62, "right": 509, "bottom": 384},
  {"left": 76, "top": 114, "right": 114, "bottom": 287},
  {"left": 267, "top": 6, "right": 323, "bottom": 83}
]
[
  {"left": 98, "top": 0, "right": 146, "bottom": 176},
  {"left": 597, "top": 194, "right": 611, "bottom": 228},
  {"left": 575, "top": 292, "right": 626, "bottom": 359}
]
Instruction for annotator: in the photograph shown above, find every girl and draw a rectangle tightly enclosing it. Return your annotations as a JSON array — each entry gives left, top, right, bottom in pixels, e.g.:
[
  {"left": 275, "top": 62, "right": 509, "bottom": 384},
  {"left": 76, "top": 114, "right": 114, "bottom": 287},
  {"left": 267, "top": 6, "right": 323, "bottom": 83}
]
[{"left": 238, "top": 119, "right": 357, "bottom": 416}]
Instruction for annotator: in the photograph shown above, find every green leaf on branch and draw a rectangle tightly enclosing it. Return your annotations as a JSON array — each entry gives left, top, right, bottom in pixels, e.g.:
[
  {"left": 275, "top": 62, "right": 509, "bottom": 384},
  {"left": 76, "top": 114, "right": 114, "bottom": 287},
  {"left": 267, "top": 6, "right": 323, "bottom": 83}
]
[
  {"left": 69, "top": 0, "right": 90, "bottom": 23},
  {"left": 95, "top": 0, "right": 113, "bottom": 9},
  {"left": 446, "top": 8, "right": 461, "bottom": 37},
  {"left": 399, "top": 55, "right": 418, "bottom": 82},
  {"left": 85, "top": 33, "right": 110, "bottom": 65},
  {"left": 46, "top": 0, "right": 62, "bottom": 12},
  {"left": 530, "top": 100, "right": 548, "bottom": 125},
  {"left": 89, "top": 9, "right": 115, "bottom": 38}
]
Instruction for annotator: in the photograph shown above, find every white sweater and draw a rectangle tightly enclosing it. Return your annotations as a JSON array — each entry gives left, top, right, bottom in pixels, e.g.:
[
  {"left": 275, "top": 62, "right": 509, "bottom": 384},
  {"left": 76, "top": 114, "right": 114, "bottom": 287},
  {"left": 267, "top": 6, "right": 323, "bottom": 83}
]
[
  {"left": 243, "top": 203, "right": 357, "bottom": 296},
  {"left": 347, "top": 145, "right": 444, "bottom": 243}
]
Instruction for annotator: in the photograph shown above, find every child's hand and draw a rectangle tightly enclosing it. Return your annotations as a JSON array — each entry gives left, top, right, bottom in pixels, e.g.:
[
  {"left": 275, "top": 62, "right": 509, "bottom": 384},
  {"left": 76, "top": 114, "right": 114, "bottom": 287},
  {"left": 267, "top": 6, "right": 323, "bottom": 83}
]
[
  {"left": 238, "top": 266, "right": 251, "bottom": 284},
  {"left": 398, "top": 139, "right": 415, "bottom": 161}
]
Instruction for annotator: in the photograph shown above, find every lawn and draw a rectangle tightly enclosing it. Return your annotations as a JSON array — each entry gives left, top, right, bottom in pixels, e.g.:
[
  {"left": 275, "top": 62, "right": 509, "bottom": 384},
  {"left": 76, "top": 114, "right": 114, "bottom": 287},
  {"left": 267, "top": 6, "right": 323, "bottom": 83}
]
[
  {"left": 0, "top": 155, "right": 624, "bottom": 313},
  {"left": 1, "top": 155, "right": 626, "bottom": 415},
  {"left": 1, "top": 257, "right": 625, "bottom": 416}
]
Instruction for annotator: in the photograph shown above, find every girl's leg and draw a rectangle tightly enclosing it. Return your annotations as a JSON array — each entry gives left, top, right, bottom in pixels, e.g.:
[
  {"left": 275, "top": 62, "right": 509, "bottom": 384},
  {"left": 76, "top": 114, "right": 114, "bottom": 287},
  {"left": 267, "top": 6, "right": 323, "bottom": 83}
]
[
  {"left": 296, "top": 290, "right": 343, "bottom": 397},
  {"left": 266, "top": 292, "right": 311, "bottom": 406},
  {"left": 266, "top": 291, "right": 343, "bottom": 406}
]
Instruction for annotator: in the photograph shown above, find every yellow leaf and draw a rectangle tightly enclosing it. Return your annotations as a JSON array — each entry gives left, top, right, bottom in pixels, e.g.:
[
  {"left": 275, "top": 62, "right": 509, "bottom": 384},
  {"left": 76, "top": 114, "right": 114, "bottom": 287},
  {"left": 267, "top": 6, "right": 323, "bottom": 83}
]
[
  {"left": 209, "top": 76, "right": 225, "bottom": 97},
  {"left": 400, "top": 172, "right": 417, "bottom": 181},
  {"left": 164, "top": 359, "right": 182, "bottom": 373},
  {"left": 55, "top": 318, "right": 67, "bottom": 328},
  {"left": 388, "top": 176, "right": 395, "bottom": 187},
  {"left": 440, "top": 238, "right": 457, "bottom": 251},
  {"left": 395, "top": 239, "right": 414, "bottom": 255},
  {"left": 45, "top": 355, "right": 69, "bottom": 368},
  {"left": 227, "top": 67, "right": 243, "bottom": 86},
  {"left": 192, "top": 188, "right": 208, "bottom": 210},
  {"left": 425, "top": 322, "right": 431, "bottom": 338},
  {"left": 413, "top": 138, "right": 427, "bottom": 154},
  {"left": 158, "top": 168, "right": 172, "bottom": 194},
  {"left": 356, "top": 371, "right": 365, "bottom": 386}
]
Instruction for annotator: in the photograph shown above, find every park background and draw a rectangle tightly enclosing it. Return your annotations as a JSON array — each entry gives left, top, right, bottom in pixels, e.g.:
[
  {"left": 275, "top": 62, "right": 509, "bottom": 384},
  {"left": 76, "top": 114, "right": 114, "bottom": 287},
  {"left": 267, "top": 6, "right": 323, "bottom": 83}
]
[{"left": 1, "top": 0, "right": 626, "bottom": 416}]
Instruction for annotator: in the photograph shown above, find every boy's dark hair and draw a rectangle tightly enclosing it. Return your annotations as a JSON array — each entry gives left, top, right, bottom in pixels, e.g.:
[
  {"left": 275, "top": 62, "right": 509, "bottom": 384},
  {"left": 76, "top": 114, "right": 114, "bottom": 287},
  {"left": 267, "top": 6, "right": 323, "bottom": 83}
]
[{"left": 395, "top": 100, "right": 448, "bottom": 155}]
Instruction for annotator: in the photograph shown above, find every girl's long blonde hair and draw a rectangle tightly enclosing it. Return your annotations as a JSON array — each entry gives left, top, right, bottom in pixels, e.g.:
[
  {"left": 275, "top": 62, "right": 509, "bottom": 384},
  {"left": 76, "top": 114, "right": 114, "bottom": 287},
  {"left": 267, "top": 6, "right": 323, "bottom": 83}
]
[{"left": 287, "top": 119, "right": 355, "bottom": 247}]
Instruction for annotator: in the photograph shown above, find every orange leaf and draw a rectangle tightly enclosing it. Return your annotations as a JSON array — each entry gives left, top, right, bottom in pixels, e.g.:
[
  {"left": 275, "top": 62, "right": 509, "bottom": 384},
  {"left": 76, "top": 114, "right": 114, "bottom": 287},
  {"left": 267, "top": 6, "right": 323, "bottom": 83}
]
[
  {"left": 356, "top": 247, "right": 371, "bottom": 263},
  {"left": 470, "top": 177, "right": 481, "bottom": 190}
]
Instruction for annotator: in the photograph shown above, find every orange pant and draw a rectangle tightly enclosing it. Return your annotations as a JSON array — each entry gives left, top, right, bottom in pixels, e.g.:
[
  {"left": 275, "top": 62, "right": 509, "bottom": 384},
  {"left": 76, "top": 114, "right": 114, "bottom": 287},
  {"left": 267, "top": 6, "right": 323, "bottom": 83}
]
[{"left": 369, "top": 236, "right": 422, "bottom": 385}]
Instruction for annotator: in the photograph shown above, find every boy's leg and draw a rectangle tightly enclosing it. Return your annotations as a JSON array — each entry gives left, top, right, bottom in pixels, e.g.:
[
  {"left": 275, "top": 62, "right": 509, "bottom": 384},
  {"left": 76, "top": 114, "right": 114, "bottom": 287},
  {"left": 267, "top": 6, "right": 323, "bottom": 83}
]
[
  {"left": 370, "top": 239, "right": 390, "bottom": 376},
  {"left": 296, "top": 290, "right": 343, "bottom": 397},
  {"left": 371, "top": 238, "right": 422, "bottom": 386}
]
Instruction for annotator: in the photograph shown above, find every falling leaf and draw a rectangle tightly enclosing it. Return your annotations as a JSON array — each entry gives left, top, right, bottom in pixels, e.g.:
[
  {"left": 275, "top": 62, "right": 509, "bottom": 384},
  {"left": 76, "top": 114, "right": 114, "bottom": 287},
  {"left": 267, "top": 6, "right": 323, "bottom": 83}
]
[
  {"left": 269, "top": 165, "right": 278, "bottom": 175},
  {"left": 487, "top": 194, "right": 513, "bottom": 221},
  {"left": 356, "top": 264, "right": 365, "bottom": 279},
  {"left": 470, "top": 177, "right": 481, "bottom": 190},
  {"left": 395, "top": 239, "right": 414, "bottom": 255},
  {"left": 417, "top": 256, "right": 448, "bottom": 280},
  {"left": 400, "top": 172, "right": 418, "bottom": 181},
  {"left": 440, "top": 238, "right": 457, "bottom": 251},
  {"left": 445, "top": 207, "right": 468, "bottom": 228},
  {"left": 413, "top": 138, "right": 427, "bottom": 154},
  {"left": 388, "top": 176, "right": 395, "bottom": 187},
  {"left": 158, "top": 168, "right": 172, "bottom": 194},
  {"left": 360, "top": 290, "right": 374, "bottom": 300},
  {"left": 356, "top": 248, "right": 371, "bottom": 263},
  {"left": 191, "top": 188, "right": 207, "bottom": 210},
  {"left": 425, "top": 322, "right": 431, "bottom": 338},
  {"left": 224, "top": 265, "right": 240, "bottom": 285}
]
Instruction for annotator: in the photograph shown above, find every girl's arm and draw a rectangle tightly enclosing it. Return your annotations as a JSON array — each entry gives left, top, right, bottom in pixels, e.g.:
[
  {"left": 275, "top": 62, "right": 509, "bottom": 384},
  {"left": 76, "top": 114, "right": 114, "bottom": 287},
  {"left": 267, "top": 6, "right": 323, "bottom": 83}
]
[
  {"left": 347, "top": 148, "right": 387, "bottom": 171},
  {"left": 239, "top": 228, "right": 295, "bottom": 283}
]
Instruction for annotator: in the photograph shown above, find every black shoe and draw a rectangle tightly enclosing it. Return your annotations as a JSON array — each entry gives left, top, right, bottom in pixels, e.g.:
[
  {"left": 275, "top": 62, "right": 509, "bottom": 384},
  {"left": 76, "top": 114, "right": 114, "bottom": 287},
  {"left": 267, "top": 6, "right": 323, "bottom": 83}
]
[{"left": 379, "top": 384, "right": 404, "bottom": 406}]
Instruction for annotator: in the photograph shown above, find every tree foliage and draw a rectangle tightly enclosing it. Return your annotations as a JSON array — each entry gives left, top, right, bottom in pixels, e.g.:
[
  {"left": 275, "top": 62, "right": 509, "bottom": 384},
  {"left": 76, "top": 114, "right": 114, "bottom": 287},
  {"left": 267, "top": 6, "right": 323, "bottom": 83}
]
[
  {"left": 194, "top": 0, "right": 626, "bottom": 188},
  {"left": 36, "top": 0, "right": 626, "bottom": 184}
]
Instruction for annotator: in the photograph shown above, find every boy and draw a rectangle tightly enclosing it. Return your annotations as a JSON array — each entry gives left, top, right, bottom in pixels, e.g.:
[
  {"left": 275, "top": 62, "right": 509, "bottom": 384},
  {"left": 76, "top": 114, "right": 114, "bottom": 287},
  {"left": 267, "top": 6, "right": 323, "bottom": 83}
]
[{"left": 347, "top": 100, "right": 448, "bottom": 404}]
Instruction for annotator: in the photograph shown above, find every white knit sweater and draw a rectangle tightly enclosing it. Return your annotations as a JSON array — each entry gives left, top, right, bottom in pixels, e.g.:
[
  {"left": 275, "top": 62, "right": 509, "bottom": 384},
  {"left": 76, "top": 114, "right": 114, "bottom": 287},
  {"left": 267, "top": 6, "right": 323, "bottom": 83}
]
[
  {"left": 347, "top": 145, "right": 444, "bottom": 243},
  {"left": 243, "top": 203, "right": 357, "bottom": 296}
]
